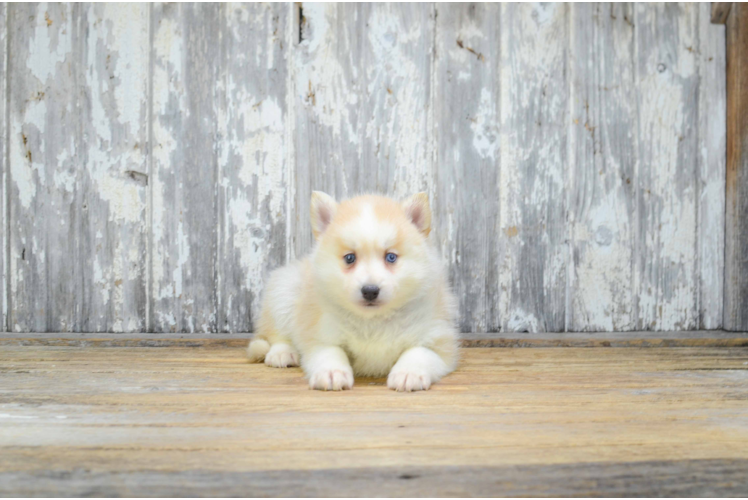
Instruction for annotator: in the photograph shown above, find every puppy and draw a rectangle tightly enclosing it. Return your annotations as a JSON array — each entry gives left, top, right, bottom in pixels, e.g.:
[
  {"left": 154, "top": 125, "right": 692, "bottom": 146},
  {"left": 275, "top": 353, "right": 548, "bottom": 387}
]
[{"left": 247, "top": 192, "right": 459, "bottom": 392}]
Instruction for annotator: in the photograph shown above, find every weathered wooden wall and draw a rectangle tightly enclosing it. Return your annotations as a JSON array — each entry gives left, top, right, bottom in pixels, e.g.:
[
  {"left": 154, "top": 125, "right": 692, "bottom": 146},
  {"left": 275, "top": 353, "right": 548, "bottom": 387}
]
[
  {"left": 723, "top": 3, "right": 748, "bottom": 331},
  {"left": 1, "top": 3, "right": 727, "bottom": 334}
]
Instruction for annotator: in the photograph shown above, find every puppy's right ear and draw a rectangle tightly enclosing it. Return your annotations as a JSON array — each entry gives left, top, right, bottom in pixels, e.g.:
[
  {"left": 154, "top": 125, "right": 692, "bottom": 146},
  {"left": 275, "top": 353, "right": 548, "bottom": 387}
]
[{"left": 310, "top": 191, "right": 338, "bottom": 239}]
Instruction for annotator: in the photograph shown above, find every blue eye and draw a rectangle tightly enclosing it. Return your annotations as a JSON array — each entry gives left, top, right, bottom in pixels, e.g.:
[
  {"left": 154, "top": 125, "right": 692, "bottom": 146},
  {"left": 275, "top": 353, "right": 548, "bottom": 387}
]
[
  {"left": 344, "top": 253, "right": 356, "bottom": 264},
  {"left": 385, "top": 252, "right": 398, "bottom": 263}
]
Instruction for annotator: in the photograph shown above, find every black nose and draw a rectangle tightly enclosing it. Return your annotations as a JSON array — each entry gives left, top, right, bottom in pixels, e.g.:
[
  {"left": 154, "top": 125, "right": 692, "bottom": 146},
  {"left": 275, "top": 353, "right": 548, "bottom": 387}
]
[{"left": 361, "top": 285, "right": 380, "bottom": 301}]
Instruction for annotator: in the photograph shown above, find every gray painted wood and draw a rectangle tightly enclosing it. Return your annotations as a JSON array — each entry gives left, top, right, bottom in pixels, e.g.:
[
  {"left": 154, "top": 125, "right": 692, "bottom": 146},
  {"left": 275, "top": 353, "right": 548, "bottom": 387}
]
[
  {"left": 433, "top": 3, "right": 500, "bottom": 333},
  {"left": 216, "top": 3, "right": 291, "bottom": 332},
  {"left": 499, "top": 3, "right": 570, "bottom": 332},
  {"left": 79, "top": 4, "right": 149, "bottom": 332},
  {"left": 697, "top": 3, "right": 726, "bottom": 330},
  {"left": 0, "top": 3, "right": 6, "bottom": 332},
  {"left": 569, "top": 4, "right": 636, "bottom": 332},
  {"left": 292, "top": 3, "right": 434, "bottom": 257},
  {"left": 634, "top": 4, "right": 699, "bottom": 331},
  {"left": 9, "top": 3, "right": 81, "bottom": 332},
  {"left": 150, "top": 3, "right": 221, "bottom": 333},
  {"left": 8, "top": 4, "right": 149, "bottom": 333},
  {"left": 0, "top": 2, "right": 730, "bottom": 334}
]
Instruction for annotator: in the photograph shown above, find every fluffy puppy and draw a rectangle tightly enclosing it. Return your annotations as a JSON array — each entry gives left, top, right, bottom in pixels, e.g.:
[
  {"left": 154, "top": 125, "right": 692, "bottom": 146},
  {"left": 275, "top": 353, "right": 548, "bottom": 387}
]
[{"left": 247, "top": 192, "right": 459, "bottom": 392}]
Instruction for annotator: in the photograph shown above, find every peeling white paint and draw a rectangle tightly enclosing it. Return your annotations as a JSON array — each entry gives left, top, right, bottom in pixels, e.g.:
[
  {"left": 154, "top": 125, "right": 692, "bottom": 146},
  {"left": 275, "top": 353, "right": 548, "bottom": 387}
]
[
  {"left": 26, "top": 3, "right": 71, "bottom": 83},
  {"left": 4, "top": 3, "right": 727, "bottom": 334},
  {"left": 217, "top": 4, "right": 291, "bottom": 331},
  {"left": 635, "top": 3, "right": 699, "bottom": 330},
  {"left": 151, "top": 6, "right": 185, "bottom": 312},
  {"left": 470, "top": 88, "right": 498, "bottom": 161},
  {"left": 697, "top": 2, "right": 726, "bottom": 330},
  {"left": 368, "top": 5, "right": 432, "bottom": 199},
  {"left": 12, "top": 100, "right": 47, "bottom": 209},
  {"left": 296, "top": 4, "right": 359, "bottom": 146},
  {"left": 499, "top": 3, "right": 569, "bottom": 332}
]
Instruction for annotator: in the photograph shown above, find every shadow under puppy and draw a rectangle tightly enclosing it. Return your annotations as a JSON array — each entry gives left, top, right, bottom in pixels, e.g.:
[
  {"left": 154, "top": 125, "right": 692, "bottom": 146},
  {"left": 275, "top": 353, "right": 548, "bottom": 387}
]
[{"left": 248, "top": 192, "right": 459, "bottom": 392}]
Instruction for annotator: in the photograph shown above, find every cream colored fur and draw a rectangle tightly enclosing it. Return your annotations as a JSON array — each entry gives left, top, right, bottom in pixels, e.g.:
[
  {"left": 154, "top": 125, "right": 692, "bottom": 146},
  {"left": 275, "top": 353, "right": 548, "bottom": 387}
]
[{"left": 247, "top": 192, "right": 460, "bottom": 392}]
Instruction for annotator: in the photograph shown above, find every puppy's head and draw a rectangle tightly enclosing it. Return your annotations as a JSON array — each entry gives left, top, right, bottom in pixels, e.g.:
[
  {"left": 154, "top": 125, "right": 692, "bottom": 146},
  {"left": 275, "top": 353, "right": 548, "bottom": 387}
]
[{"left": 310, "top": 192, "right": 432, "bottom": 317}]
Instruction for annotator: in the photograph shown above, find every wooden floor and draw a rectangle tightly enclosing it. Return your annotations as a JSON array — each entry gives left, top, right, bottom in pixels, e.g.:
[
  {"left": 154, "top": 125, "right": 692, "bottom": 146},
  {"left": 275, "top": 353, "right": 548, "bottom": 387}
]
[{"left": 2, "top": 342, "right": 748, "bottom": 496}]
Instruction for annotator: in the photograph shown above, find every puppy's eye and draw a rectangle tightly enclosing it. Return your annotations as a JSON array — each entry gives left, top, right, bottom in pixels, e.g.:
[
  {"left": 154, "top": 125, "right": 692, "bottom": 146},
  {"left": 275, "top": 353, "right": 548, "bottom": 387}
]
[
  {"left": 344, "top": 253, "right": 356, "bottom": 265},
  {"left": 385, "top": 252, "right": 398, "bottom": 263}
]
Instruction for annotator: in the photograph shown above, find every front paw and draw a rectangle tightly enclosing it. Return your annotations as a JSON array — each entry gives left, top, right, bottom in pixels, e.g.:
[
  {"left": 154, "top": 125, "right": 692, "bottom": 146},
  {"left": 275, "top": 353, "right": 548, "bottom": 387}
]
[
  {"left": 387, "top": 370, "right": 432, "bottom": 392},
  {"left": 309, "top": 369, "right": 354, "bottom": 391},
  {"left": 264, "top": 344, "right": 300, "bottom": 368}
]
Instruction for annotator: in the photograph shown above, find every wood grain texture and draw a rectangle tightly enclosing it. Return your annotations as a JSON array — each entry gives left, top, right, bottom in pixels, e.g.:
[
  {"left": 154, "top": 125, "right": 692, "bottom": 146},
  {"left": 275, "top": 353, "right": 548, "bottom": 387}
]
[
  {"left": 499, "top": 3, "right": 569, "bottom": 332},
  {"left": 725, "top": 2, "right": 748, "bottom": 331},
  {"left": 150, "top": 3, "right": 220, "bottom": 333},
  {"left": 2, "top": 331, "right": 748, "bottom": 349},
  {"left": 711, "top": 2, "right": 732, "bottom": 24},
  {"left": 1, "top": 345, "right": 748, "bottom": 496},
  {"left": 698, "top": 3, "right": 726, "bottom": 329},
  {"left": 569, "top": 4, "right": 636, "bottom": 332},
  {"left": 8, "top": 3, "right": 81, "bottom": 332},
  {"left": 292, "top": 3, "right": 434, "bottom": 257},
  {"left": 0, "top": 3, "right": 6, "bottom": 332},
  {"left": 433, "top": 4, "right": 500, "bottom": 333},
  {"left": 2, "top": 460, "right": 748, "bottom": 497},
  {"left": 635, "top": 4, "right": 699, "bottom": 331},
  {"left": 216, "top": 3, "right": 291, "bottom": 332},
  {"left": 79, "top": 4, "right": 149, "bottom": 332}
]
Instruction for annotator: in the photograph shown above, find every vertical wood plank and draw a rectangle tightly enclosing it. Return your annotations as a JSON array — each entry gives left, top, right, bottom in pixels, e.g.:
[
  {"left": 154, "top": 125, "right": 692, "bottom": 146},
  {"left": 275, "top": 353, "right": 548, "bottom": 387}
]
[
  {"left": 217, "top": 3, "right": 290, "bottom": 332},
  {"left": 710, "top": 2, "right": 732, "bottom": 24},
  {"left": 724, "top": 2, "right": 748, "bottom": 331},
  {"left": 433, "top": 3, "right": 500, "bottom": 333},
  {"left": 634, "top": 4, "right": 699, "bottom": 330},
  {"left": 0, "top": 3, "right": 6, "bottom": 331},
  {"left": 79, "top": 4, "right": 149, "bottom": 332},
  {"left": 151, "top": 3, "right": 220, "bottom": 332},
  {"left": 9, "top": 3, "right": 80, "bottom": 332},
  {"left": 292, "top": 3, "right": 434, "bottom": 257},
  {"left": 569, "top": 4, "right": 636, "bottom": 331},
  {"left": 499, "top": 3, "right": 569, "bottom": 332},
  {"left": 697, "top": 3, "right": 726, "bottom": 330}
]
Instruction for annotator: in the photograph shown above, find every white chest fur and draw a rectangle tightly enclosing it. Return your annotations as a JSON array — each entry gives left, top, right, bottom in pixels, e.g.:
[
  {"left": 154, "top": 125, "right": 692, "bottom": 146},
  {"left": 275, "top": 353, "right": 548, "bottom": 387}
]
[{"left": 330, "top": 306, "right": 432, "bottom": 377}]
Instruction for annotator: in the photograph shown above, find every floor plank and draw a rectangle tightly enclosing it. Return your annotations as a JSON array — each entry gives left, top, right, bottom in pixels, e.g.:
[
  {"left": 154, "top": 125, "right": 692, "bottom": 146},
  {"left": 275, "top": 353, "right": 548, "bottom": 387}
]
[
  {"left": 1, "top": 346, "right": 748, "bottom": 496},
  {"left": 2, "top": 331, "right": 748, "bottom": 348}
]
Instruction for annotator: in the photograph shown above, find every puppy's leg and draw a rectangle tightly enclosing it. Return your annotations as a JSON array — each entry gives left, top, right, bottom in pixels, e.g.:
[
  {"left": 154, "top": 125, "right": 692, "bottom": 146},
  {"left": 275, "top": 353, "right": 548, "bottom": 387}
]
[
  {"left": 303, "top": 346, "right": 354, "bottom": 391},
  {"left": 248, "top": 305, "right": 299, "bottom": 367},
  {"left": 387, "top": 346, "right": 453, "bottom": 392},
  {"left": 248, "top": 337, "right": 300, "bottom": 367}
]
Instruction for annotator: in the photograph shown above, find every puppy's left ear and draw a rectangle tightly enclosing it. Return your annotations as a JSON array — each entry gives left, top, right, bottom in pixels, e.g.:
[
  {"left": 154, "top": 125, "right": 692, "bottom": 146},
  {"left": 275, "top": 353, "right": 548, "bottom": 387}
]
[
  {"left": 402, "top": 192, "right": 431, "bottom": 236},
  {"left": 310, "top": 191, "right": 338, "bottom": 239}
]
